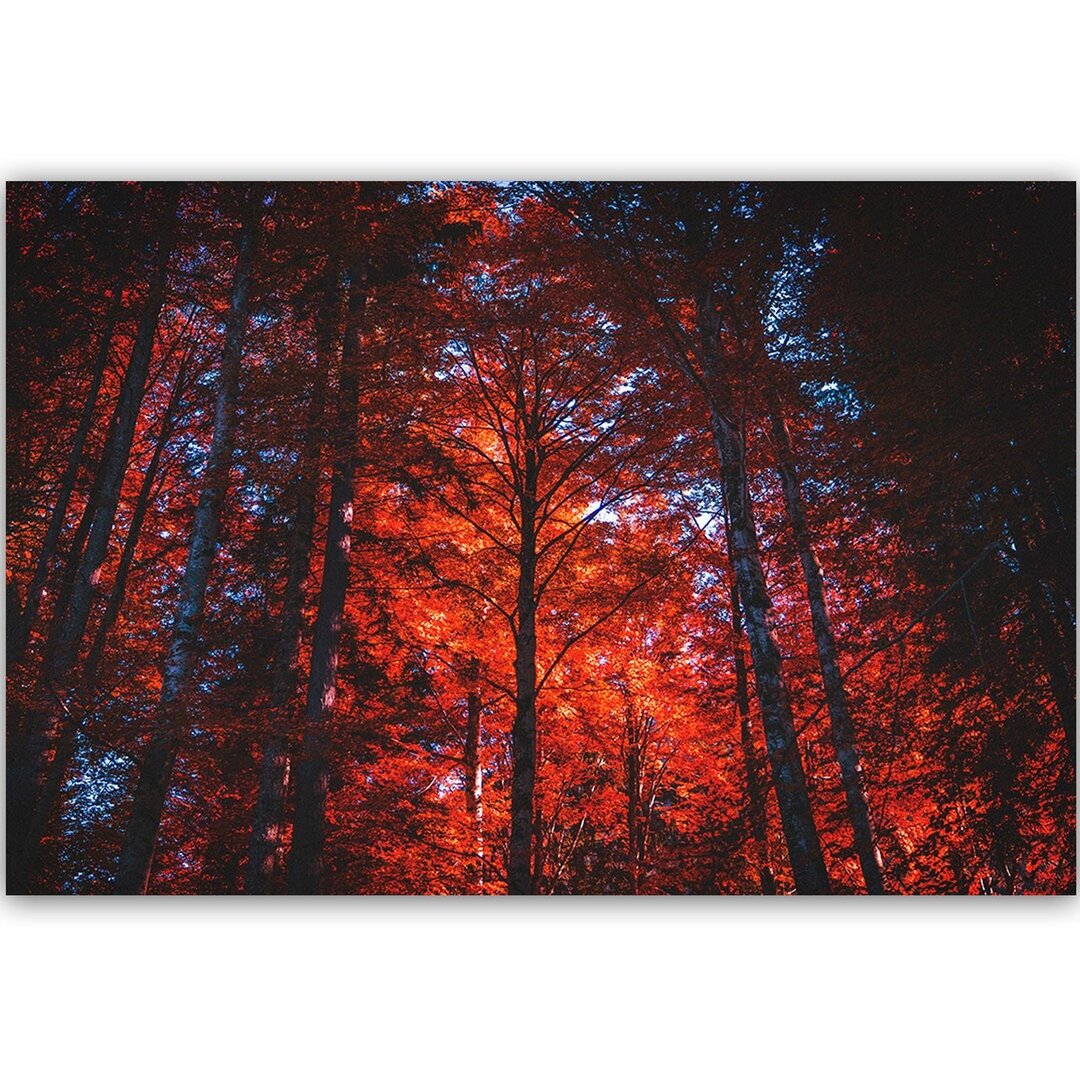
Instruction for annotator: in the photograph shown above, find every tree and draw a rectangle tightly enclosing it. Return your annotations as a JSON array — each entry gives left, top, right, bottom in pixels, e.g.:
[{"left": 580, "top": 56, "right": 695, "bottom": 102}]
[
  {"left": 403, "top": 202, "right": 682, "bottom": 892},
  {"left": 245, "top": 268, "right": 339, "bottom": 894},
  {"left": 114, "top": 184, "right": 261, "bottom": 893}
]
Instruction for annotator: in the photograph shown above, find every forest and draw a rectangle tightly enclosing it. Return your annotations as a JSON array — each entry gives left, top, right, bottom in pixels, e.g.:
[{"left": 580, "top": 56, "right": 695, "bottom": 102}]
[{"left": 4, "top": 180, "right": 1075, "bottom": 895}]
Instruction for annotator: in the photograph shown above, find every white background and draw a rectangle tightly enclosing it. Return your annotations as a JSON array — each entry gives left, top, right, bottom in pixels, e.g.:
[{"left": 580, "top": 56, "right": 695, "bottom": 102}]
[{"left": 2, "top": 3, "right": 1077, "bottom": 1077}]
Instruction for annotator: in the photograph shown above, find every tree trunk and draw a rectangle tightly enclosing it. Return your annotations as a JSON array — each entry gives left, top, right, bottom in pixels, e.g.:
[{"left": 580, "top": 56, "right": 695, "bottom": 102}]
[
  {"left": 721, "top": 513, "right": 776, "bottom": 895},
  {"left": 114, "top": 191, "right": 258, "bottom": 894},
  {"left": 7, "top": 579, "right": 21, "bottom": 664},
  {"left": 246, "top": 274, "right": 339, "bottom": 894},
  {"left": 626, "top": 716, "right": 641, "bottom": 895},
  {"left": 766, "top": 379, "right": 887, "bottom": 894},
  {"left": 81, "top": 349, "right": 193, "bottom": 697},
  {"left": 508, "top": 447, "right": 540, "bottom": 895},
  {"left": 38, "top": 453, "right": 107, "bottom": 670},
  {"left": 286, "top": 260, "right": 368, "bottom": 895},
  {"left": 246, "top": 736, "right": 293, "bottom": 893},
  {"left": 11, "top": 298, "right": 122, "bottom": 664},
  {"left": 696, "top": 290, "right": 831, "bottom": 895},
  {"left": 464, "top": 687, "right": 484, "bottom": 893},
  {"left": 7, "top": 187, "right": 180, "bottom": 895}
]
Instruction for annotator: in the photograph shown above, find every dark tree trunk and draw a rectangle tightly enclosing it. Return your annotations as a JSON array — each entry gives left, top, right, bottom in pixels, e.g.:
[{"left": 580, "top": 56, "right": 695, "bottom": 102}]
[
  {"left": 508, "top": 447, "right": 540, "bottom": 895},
  {"left": 246, "top": 736, "right": 293, "bottom": 893},
  {"left": 696, "top": 290, "right": 831, "bottom": 895},
  {"left": 38, "top": 455, "right": 107, "bottom": 670},
  {"left": 286, "top": 261, "right": 367, "bottom": 895},
  {"left": 7, "top": 579, "right": 21, "bottom": 663},
  {"left": 11, "top": 299, "right": 121, "bottom": 664},
  {"left": 246, "top": 274, "right": 339, "bottom": 894},
  {"left": 464, "top": 687, "right": 484, "bottom": 893},
  {"left": 766, "top": 380, "right": 887, "bottom": 894},
  {"left": 83, "top": 351, "right": 192, "bottom": 693},
  {"left": 114, "top": 192, "right": 258, "bottom": 894},
  {"left": 626, "top": 716, "right": 641, "bottom": 895},
  {"left": 722, "top": 513, "right": 776, "bottom": 895}
]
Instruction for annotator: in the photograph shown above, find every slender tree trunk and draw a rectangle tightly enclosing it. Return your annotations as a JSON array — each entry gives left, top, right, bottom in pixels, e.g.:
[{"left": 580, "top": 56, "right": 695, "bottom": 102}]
[
  {"left": 81, "top": 356, "right": 189, "bottom": 693},
  {"left": 696, "top": 290, "right": 831, "bottom": 895},
  {"left": 464, "top": 688, "right": 484, "bottom": 893},
  {"left": 7, "top": 579, "right": 22, "bottom": 663},
  {"left": 766, "top": 380, "right": 887, "bottom": 894},
  {"left": 626, "top": 716, "right": 641, "bottom": 895},
  {"left": 114, "top": 191, "right": 259, "bottom": 894},
  {"left": 508, "top": 448, "right": 540, "bottom": 895},
  {"left": 531, "top": 806, "right": 547, "bottom": 893},
  {"left": 721, "top": 514, "right": 776, "bottom": 895},
  {"left": 7, "top": 187, "right": 180, "bottom": 895},
  {"left": 246, "top": 275, "right": 339, "bottom": 894},
  {"left": 246, "top": 737, "right": 292, "bottom": 893},
  {"left": 19, "top": 355, "right": 190, "bottom": 890},
  {"left": 11, "top": 299, "right": 122, "bottom": 663},
  {"left": 39, "top": 452, "right": 108, "bottom": 669},
  {"left": 286, "top": 260, "right": 367, "bottom": 895}
]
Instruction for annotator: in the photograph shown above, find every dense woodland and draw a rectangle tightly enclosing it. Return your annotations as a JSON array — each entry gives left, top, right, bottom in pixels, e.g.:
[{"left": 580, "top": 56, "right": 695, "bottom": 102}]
[{"left": 5, "top": 180, "right": 1074, "bottom": 895}]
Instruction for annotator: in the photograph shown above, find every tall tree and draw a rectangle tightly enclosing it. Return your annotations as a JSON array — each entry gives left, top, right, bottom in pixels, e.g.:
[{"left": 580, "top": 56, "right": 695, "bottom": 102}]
[
  {"left": 286, "top": 258, "right": 367, "bottom": 894},
  {"left": 764, "top": 370, "right": 886, "bottom": 893},
  {"left": 245, "top": 272, "right": 339, "bottom": 894},
  {"left": 114, "top": 185, "right": 261, "bottom": 893},
  {"left": 407, "top": 205, "right": 676, "bottom": 892}
]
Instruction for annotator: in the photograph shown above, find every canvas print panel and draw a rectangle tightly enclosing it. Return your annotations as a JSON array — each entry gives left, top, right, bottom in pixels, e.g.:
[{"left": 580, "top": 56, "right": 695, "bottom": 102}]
[{"left": 5, "top": 181, "right": 1075, "bottom": 894}]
